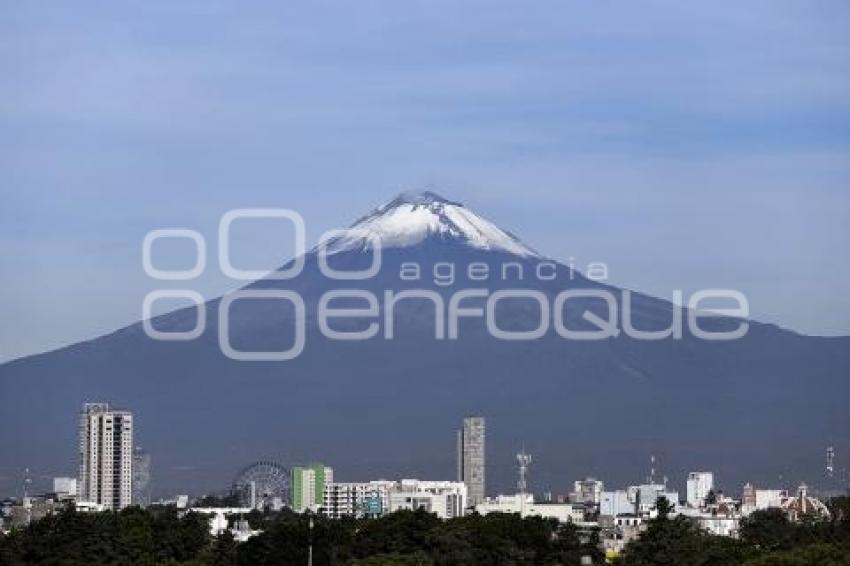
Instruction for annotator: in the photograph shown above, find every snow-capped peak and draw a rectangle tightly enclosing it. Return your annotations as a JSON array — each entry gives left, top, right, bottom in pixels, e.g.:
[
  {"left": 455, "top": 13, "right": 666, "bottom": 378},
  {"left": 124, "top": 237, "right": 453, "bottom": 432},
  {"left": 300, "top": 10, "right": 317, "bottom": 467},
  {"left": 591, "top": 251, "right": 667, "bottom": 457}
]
[{"left": 325, "top": 191, "right": 539, "bottom": 257}]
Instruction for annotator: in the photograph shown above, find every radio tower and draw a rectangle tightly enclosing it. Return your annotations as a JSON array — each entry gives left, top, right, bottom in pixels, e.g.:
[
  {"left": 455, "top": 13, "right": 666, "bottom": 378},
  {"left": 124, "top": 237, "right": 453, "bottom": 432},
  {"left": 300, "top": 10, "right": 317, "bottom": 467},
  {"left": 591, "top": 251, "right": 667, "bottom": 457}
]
[
  {"left": 22, "top": 467, "right": 32, "bottom": 500},
  {"left": 647, "top": 455, "right": 657, "bottom": 484},
  {"left": 827, "top": 446, "right": 835, "bottom": 479},
  {"left": 22, "top": 468, "right": 33, "bottom": 526},
  {"left": 516, "top": 450, "right": 532, "bottom": 494}
]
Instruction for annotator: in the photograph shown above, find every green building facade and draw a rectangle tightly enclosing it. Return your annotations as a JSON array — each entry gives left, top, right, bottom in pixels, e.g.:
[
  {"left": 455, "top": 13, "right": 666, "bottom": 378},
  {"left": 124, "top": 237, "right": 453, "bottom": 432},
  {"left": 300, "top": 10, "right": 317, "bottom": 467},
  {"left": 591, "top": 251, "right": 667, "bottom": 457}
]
[{"left": 291, "top": 463, "right": 333, "bottom": 512}]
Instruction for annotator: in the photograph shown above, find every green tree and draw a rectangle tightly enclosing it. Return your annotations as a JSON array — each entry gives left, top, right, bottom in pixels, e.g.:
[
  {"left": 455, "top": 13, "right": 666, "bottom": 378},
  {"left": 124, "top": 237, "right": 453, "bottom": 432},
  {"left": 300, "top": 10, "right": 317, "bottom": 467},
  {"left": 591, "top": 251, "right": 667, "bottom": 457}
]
[
  {"left": 204, "top": 530, "right": 238, "bottom": 566},
  {"left": 655, "top": 496, "right": 674, "bottom": 519},
  {"left": 117, "top": 506, "right": 156, "bottom": 564},
  {"left": 151, "top": 507, "right": 211, "bottom": 563},
  {"left": 194, "top": 492, "right": 240, "bottom": 508},
  {"left": 623, "top": 498, "right": 751, "bottom": 566},
  {"left": 828, "top": 496, "right": 850, "bottom": 524},
  {"left": 739, "top": 508, "right": 797, "bottom": 551},
  {"left": 353, "top": 509, "right": 442, "bottom": 559},
  {"left": 741, "top": 542, "right": 850, "bottom": 566},
  {"left": 353, "top": 551, "right": 433, "bottom": 565}
]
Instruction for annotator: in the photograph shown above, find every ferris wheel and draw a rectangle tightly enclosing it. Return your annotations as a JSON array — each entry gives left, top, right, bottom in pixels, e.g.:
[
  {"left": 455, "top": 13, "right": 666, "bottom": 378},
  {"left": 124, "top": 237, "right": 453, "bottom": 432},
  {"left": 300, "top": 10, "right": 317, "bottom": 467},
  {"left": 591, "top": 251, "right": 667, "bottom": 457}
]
[{"left": 232, "top": 460, "right": 291, "bottom": 509}]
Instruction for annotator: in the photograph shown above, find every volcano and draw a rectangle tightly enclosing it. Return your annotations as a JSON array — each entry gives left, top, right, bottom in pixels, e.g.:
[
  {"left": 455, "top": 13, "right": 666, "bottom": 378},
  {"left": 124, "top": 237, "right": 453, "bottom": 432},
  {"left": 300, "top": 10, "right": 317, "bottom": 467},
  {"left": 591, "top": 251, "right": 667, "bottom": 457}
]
[{"left": 1, "top": 191, "right": 848, "bottom": 497}]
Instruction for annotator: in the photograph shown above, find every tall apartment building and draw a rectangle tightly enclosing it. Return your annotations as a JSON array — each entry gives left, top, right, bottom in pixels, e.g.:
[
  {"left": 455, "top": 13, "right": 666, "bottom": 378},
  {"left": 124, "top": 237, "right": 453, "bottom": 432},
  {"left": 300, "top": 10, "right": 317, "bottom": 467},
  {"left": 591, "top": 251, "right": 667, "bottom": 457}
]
[
  {"left": 457, "top": 416, "right": 485, "bottom": 506},
  {"left": 291, "top": 464, "right": 334, "bottom": 512},
  {"left": 78, "top": 403, "right": 133, "bottom": 510},
  {"left": 686, "top": 472, "right": 714, "bottom": 508}
]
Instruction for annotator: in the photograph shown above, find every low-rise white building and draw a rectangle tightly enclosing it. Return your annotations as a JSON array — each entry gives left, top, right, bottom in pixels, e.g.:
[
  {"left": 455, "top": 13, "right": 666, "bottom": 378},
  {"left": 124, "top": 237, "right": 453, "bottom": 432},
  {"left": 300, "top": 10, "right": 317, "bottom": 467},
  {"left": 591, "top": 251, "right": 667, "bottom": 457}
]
[
  {"left": 613, "top": 514, "right": 645, "bottom": 528},
  {"left": 53, "top": 477, "right": 78, "bottom": 499},
  {"left": 474, "top": 493, "right": 586, "bottom": 523},
  {"left": 600, "top": 490, "right": 633, "bottom": 517},
  {"left": 755, "top": 489, "right": 786, "bottom": 511},
  {"left": 571, "top": 477, "right": 604, "bottom": 505},
  {"left": 323, "top": 479, "right": 468, "bottom": 520},
  {"left": 677, "top": 506, "right": 740, "bottom": 537},
  {"left": 629, "top": 484, "right": 679, "bottom": 515},
  {"left": 698, "top": 515, "right": 739, "bottom": 537},
  {"left": 740, "top": 484, "right": 829, "bottom": 522},
  {"left": 190, "top": 507, "right": 261, "bottom": 542},
  {"left": 75, "top": 500, "right": 106, "bottom": 513},
  {"left": 601, "top": 484, "right": 678, "bottom": 518},
  {"left": 741, "top": 487, "right": 787, "bottom": 516},
  {"left": 388, "top": 480, "right": 467, "bottom": 519},
  {"left": 323, "top": 481, "right": 394, "bottom": 519}
]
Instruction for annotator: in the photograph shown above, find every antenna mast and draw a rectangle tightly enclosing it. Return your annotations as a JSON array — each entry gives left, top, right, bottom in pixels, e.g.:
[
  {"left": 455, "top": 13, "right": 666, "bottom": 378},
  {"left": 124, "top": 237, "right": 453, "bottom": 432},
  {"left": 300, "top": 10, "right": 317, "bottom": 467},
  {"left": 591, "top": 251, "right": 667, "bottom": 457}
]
[
  {"left": 647, "top": 455, "right": 656, "bottom": 484},
  {"left": 826, "top": 446, "right": 835, "bottom": 481},
  {"left": 516, "top": 450, "right": 532, "bottom": 494},
  {"left": 22, "top": 467, "right": 32, "bottom": 500}
]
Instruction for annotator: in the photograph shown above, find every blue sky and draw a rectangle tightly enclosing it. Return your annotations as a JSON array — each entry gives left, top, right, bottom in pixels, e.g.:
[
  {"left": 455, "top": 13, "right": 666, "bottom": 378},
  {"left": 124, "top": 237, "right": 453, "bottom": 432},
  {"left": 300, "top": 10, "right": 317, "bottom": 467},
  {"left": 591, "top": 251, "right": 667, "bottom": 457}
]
[{"left": 1, "top": 0, "right": 849, "bottom": 360}]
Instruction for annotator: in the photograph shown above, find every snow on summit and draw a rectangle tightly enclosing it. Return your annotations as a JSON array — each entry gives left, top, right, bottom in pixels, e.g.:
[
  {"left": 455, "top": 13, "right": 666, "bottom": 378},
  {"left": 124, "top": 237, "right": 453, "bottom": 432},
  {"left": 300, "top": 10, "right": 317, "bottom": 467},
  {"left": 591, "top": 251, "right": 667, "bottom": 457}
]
[{"left": 326, "top": 191, "right": 539, "bottom": 257}]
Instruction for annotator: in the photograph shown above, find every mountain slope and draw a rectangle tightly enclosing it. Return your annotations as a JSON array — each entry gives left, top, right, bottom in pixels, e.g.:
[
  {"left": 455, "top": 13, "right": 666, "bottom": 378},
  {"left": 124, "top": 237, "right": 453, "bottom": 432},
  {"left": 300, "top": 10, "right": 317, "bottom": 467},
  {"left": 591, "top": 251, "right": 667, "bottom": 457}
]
[{"left": 1, "top": 192, "right": 848, "bottom": 498}]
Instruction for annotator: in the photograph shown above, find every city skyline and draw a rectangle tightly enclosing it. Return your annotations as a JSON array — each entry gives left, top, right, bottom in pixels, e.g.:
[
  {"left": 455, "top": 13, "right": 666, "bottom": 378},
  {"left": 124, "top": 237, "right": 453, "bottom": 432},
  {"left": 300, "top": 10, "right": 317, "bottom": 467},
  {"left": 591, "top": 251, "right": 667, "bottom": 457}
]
[
  {"left": 2, "top": 402, "right": 845, "bottom": 505},
  {"left": 3, "top": 401, "right": 841, "bottom": 543}
]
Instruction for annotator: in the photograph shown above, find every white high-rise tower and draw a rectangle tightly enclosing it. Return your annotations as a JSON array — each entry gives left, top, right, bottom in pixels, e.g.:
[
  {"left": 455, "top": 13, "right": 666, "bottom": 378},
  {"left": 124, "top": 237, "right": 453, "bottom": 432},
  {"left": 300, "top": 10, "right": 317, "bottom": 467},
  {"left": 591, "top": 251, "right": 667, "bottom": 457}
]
[
  {"left": 686, "top": 471, "right": 714, "bottom": 508},
  {"left": 457, "top": 416, "right": 485, "bottom": 506},
  {"left": 78, "top": 403, "right": 134, "bottom": 510}
]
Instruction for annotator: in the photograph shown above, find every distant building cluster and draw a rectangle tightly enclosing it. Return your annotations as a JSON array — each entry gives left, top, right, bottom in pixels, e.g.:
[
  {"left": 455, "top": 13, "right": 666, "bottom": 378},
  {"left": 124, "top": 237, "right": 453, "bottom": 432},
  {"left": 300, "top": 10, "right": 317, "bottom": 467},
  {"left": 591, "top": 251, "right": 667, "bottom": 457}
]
[
  {"left": 2, "top": 403, "right": 142, "bottom": 531},
  {"left": 0, "top": 403, "right": 840, "bottom": 552},
  {"left": 595, "top": 474, "right": 833, "bottom": 558}
]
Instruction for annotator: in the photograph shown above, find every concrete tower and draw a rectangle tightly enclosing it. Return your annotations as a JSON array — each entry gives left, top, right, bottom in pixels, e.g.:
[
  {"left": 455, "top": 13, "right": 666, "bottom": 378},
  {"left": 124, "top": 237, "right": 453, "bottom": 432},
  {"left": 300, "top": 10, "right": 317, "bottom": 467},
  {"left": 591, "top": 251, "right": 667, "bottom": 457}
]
[{"left": 457, "top": 416, "right": 485, "bottom": 506}]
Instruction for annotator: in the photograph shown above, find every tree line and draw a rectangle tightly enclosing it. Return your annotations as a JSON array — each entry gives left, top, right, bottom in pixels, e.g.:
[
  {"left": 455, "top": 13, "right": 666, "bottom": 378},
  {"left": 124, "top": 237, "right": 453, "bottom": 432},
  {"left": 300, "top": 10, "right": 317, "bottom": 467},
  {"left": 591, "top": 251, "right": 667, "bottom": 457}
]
[{"left": 1, "top": 496, "right": 849, "bottom": 565}]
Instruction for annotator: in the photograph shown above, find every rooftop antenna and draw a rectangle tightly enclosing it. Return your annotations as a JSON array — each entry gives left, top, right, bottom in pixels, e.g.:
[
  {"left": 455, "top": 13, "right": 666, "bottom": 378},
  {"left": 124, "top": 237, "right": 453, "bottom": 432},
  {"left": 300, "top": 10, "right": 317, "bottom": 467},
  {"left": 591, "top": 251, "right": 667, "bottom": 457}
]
[
  {"left": 517, "top": 450, "right": 532, "bottom": 495},
  {"left": 22, "top": 467, "right": 32, "bottom": 500},
  {"left": 647, "top": 455, "right": 656, "bottom": 484},
  {"left": 22, "top": 468, "right": 33, "bottom": 526},
  {"left": 827, "top": 446, "right": 835, "bottom": 479}
]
